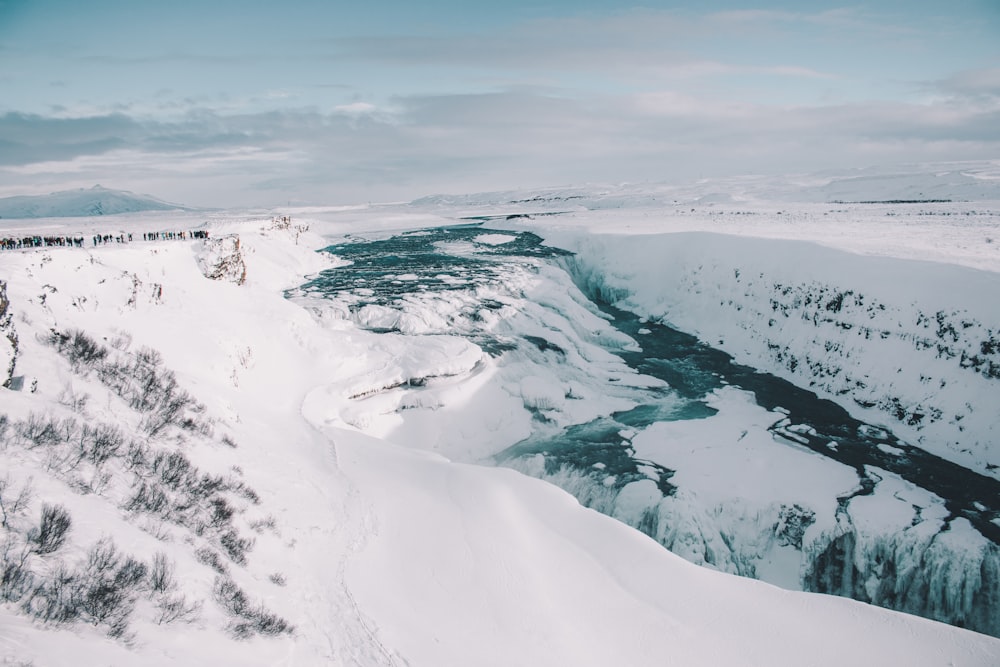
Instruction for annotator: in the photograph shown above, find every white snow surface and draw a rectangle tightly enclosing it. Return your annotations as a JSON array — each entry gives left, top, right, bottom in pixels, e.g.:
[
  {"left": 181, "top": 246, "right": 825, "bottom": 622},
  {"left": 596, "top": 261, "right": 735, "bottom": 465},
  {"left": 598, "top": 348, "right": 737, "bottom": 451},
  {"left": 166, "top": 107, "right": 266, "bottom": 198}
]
[{"left": 2, "top": 166, "right": 1000, "bottom": 665}]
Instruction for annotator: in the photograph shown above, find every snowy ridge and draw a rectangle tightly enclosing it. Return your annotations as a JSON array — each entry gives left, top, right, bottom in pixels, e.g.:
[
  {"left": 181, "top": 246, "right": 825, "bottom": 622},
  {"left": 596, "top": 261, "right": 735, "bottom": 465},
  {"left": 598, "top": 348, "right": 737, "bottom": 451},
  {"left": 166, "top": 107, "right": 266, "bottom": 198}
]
[
  {"left": 776, "top": 162, "right": 1000, "bottom": 203},
  {"left": 3, "top": 209, "right": 998, "bottom": 664},
  {"left": 0, "top": 186, "right": 188, "bottom": 219},
  {"left": 410, "top": 160, "right": 1000, "bottom": 213}
]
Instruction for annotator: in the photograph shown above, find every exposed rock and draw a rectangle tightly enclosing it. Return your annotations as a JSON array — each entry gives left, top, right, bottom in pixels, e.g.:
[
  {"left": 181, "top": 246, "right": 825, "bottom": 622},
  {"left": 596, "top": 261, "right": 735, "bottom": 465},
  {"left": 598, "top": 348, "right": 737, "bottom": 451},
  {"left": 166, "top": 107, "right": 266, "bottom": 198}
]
[
  {"left": 195, "top": 235, "right": 247, "bottom": 285},
  {"left": 0, "top": 279, "right": 18, "bottom": 387}
]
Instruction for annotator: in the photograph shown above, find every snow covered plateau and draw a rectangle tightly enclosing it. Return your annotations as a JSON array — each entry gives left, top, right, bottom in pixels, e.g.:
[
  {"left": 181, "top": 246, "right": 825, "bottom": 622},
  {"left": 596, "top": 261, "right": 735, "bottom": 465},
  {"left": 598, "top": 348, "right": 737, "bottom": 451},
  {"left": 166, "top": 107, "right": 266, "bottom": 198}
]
[{"left": 1, "top": 164, "right": 1000, "bottom": 665}]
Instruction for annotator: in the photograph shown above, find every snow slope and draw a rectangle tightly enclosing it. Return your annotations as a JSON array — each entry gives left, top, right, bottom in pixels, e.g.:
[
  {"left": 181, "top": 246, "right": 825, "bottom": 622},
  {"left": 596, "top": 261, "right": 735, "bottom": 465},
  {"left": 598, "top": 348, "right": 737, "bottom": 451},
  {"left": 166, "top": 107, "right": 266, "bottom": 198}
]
[{"left": 2, "top": 208, "right": 998, "bottom": 665}]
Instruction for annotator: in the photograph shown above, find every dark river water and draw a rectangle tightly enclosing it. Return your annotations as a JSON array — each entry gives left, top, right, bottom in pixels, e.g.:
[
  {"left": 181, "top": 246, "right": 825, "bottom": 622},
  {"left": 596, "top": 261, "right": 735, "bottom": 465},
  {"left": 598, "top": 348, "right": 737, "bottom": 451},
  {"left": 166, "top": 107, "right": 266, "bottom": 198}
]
[{"left": 295, "top": 224, "right": 1000, "bottom": 545}]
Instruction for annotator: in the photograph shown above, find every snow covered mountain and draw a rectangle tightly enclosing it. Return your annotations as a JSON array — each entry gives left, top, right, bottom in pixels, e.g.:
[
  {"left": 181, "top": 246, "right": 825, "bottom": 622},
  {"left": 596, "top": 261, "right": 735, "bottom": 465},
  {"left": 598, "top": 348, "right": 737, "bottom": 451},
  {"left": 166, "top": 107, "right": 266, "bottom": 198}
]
[
  {"left": 0, "top": 185, "right": 189, "bottom": 219},
  {"left": 1, "top": 165, "right": 1000, "bottom": 665}
]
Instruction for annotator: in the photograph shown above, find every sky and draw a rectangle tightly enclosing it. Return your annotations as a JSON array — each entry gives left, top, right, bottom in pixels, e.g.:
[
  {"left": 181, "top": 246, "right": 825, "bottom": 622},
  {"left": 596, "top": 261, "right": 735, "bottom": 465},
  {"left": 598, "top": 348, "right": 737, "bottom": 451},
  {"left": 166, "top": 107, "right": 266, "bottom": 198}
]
[{"left": 0, "top": 0, "right": 999, "bottom": 207}]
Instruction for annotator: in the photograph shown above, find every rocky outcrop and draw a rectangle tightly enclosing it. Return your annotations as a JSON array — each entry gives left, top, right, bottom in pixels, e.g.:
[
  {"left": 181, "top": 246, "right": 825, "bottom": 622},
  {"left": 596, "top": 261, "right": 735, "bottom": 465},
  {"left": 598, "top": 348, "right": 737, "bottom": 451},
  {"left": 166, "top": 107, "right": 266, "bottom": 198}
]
[
  {"left": 0, "top": 280, "right": 18, "bottom": 387},
  {"left": 195, "top": 235, "right": 247, "bottom": 285}
]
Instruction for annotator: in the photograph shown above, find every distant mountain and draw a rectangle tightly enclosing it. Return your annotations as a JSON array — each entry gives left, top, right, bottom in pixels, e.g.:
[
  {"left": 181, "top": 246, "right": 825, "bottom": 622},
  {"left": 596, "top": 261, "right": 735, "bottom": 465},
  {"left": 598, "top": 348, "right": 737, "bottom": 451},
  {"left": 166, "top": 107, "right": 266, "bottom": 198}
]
[
  {"left": 779, "top": 163, "right": 1000, "bottom": 203},
  {"left": 411, "top": 160, "right": 1000, "bottom": 211},
  {"left": 0, "top": 185, "right": 189, "bottom": 219}
]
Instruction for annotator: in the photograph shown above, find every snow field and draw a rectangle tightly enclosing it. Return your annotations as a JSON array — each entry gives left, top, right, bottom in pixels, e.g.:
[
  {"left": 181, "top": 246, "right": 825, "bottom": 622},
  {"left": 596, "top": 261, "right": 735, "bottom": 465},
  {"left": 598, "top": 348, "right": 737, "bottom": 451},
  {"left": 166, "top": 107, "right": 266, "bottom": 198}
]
[{"left": 1, "top": 182, "right": 999, "bottom": 664}]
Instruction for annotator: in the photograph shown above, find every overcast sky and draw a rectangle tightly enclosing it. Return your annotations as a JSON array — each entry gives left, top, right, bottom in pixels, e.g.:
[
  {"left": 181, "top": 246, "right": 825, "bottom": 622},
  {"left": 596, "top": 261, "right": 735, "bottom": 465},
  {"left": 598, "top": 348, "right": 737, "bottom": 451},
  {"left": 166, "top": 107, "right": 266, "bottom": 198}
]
[{"left": 1, "top": 0, "right": 998, "bottom": 206}]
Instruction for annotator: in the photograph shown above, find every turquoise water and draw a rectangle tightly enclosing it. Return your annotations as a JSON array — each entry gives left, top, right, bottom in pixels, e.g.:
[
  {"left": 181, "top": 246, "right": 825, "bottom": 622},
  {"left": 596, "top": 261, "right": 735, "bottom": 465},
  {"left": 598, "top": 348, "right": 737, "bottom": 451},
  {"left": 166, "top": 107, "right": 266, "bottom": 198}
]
[{"left": 297, "top": 225, "right": 570, "bottom": 305}]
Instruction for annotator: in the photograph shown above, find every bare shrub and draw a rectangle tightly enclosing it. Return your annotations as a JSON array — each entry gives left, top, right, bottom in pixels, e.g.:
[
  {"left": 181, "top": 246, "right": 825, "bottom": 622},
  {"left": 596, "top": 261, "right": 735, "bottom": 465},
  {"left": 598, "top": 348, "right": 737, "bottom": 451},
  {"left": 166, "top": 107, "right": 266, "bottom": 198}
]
[
  {"left": 78, "top": 423, "right": 125, "bottom": 469},
  {"left": 268, "top": 572, "right": 286, "bottom": 587},
  {"left": 249, "top": 515, "right": 278, "bottom": 535},
  {"left": 26, "top": 562, "right": 83, "bottom": 624},
  {"left": 232, "top": 481, "right": 260, "bottom": 505},
  {"left": 1, "top": 539, "right": 33, "bottom": 602},
  {"left": 213, "top": 575, "right": 293, "bottom": 639},
  {"left": 94, "top": 357, "right": 131, "bottom": 397},
  {"left": 152, "top": 451, "right": 196, "bottom": 491},
  {"left": 139, "top": 377, "right": 199, "bottom": 436},
  {"left": 148, "top": 552, "right": 175, "bottom": 593},
  {"left": 248, "top": 609, "right": 293, "bottom": 637},
  {"left": 219, "top": 529, "right": 254, "bottom": 566},
  {"left": 146, "top": 554, "right": 201, "bottom": 625},
  {"left": 47, "top": 329, "right": 108, "bottom": 370},
  {"left": 28, "top": 504, "right": 72, "bottom": 555},
  {"left": 124, "top": 449, "right": 264, "bottom": 566},
  {"left": 15, "top": 414, "right": 67, "bottom": 450},
  {"left": 139, "top": 518, "right": 173, "bottom": 542},
  {"left": 208, "top": 497, "right": 235, "bottom": 529},
  {"left": 77, "top": 538, "right": 148, "bottom": 637},
  {"left": 19, "top": 537, "right": 162, "bottom": 639},
  {"left": 123, "top": 481, "right": 169, "bottom": 516},
  {"left": 195, "top": 547, "right": 229, "bottom": 575},
  {"left": 194, "top": 473, "right": 227, "bottom": 499},
  {"left": 0, "top": 475, "right": 33, "bottom": 529},
  {"left": 123, "top": 441, "right": 150, "bottom": 472},
  {"left": 213, "top": 575, "right": 249, "bottom": 617},
  {"left": 155, "top": 592, "right": 202, "bottom": 625},
  {"left": 47, "top": 329, "right": 207, "bottom": 437}
]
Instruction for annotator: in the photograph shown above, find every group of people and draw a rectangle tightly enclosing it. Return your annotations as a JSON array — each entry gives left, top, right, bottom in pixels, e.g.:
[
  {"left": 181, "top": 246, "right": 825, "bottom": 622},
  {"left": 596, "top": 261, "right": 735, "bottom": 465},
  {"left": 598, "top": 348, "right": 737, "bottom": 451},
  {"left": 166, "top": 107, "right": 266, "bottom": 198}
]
[
  {"left": 0, "top": 228, "right": 211, "bottom": 252},
  {"left": 93, "top": 233, "right": 132, "bottom": 245},
  {"left": 1, "top": 235, "right": 86, "bottom": 250},
  {"left": 142, "top": 230, "right": 210, "bottom": 241}
]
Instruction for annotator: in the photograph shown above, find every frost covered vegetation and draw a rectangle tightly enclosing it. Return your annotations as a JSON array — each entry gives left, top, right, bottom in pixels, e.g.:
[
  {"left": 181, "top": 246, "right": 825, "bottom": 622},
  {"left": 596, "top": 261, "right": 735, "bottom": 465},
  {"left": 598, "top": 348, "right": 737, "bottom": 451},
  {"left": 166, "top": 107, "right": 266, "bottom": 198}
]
[{"left": 0, "top": 326, "right": 290, "bottom": 643}]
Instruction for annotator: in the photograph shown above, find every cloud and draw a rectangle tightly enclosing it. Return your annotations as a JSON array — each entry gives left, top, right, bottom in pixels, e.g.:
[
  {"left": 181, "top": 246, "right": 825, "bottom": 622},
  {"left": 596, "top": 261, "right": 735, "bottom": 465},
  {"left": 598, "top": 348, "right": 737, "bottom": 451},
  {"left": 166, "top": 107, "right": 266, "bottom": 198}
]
[
  {"left": 929, "top": 68, "right": 1000, "bottom": 104},
  {"left": 0, "top": 112, "right": 140, "bottom": 165},
  {"left": 333, "top": 8, "right": 844, "bottom": 84},
  {"left": 2, "top": 82, "right": 999, "bottom": 207},
  {"left": 333, "top": 102, "right": 380, "bottom": 116}
]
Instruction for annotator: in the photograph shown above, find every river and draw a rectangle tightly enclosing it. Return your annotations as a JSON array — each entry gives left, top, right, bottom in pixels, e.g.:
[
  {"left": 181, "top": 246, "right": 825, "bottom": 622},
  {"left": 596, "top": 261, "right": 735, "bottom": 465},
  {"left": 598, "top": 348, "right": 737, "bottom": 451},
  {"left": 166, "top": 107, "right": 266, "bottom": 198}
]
[{"left": 293, "top": 223, "right": 1000, "bottom": 636}]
